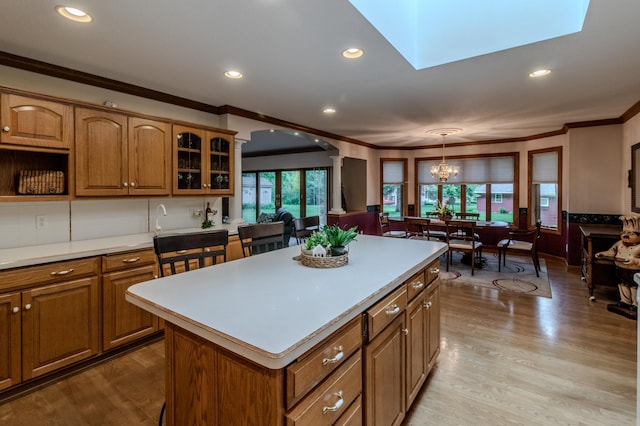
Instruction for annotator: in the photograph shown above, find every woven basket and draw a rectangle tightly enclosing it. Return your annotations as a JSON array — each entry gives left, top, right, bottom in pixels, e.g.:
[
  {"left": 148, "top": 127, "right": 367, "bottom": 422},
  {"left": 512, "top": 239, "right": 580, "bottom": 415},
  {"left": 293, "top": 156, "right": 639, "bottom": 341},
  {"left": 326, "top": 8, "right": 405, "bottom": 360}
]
[
  {"left": 18, "top": 170, "right": 65, "bottom": 195},
  {"left": 299, "top": 251, "right": 348, "bottom": 268}
]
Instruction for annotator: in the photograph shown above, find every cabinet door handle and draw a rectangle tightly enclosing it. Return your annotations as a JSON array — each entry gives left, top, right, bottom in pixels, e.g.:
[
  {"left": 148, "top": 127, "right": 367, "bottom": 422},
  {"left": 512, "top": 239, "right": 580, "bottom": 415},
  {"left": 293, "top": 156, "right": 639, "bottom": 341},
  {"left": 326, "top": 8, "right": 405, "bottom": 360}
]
[
  {"left": 24, "top": 303, "right": 32, "bottom": 310},
  {"left": 130, "top": 182, "right": 136, "bottom": 187},
  {"left": 402, "top": 328, "right": 409, "bottom": 335},
  {"left": 322, "top": 346, "right": 344, "bottom": 365},
  {"left": 122, "top": 257, "right": 140, "bottom": 263},
  {"left": 50, "top": 268, "right": 74, "bottom": 276},
  {"left": 412, "top": 281, "right": 424, "bottom": 290},
  {"left": 385, "top": 304, "right": 400, "bottom": 315},
  {"left": 423, "top": 301, "right": 433, "bottom": 309},
  {"left": 12, "top": 306, "right": 19, "bottom": 314},
  {"left": 322, "top": 391, "right": 344, "bottom": 414},
  {"left": 2, "top": 126, "right": 9, "bottom": 132},
  {"left": 123, "top": 182, "right": 128, "bottom": 187}
]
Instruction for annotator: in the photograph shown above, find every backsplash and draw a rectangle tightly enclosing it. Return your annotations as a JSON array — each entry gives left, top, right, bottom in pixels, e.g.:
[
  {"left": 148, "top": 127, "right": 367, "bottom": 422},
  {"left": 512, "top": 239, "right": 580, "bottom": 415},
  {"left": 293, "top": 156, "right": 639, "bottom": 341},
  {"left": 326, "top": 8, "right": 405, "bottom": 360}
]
[{"left": 0, "top": 197, "right": 222, "bottom": 249}]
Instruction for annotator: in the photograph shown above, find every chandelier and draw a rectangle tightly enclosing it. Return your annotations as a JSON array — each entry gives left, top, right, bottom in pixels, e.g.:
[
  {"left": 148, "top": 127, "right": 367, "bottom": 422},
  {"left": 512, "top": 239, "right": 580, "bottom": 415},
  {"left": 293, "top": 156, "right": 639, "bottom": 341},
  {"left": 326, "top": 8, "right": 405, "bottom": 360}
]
[{"left": 430, "top": 133, "right": 459, "bottom": 182}]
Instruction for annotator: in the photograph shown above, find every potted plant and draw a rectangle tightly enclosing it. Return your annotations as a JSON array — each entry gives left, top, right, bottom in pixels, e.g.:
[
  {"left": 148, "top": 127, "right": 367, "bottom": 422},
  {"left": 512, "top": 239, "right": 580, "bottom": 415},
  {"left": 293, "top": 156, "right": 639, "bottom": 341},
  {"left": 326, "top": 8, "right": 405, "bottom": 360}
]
[
  {"left": 435, "top": 200, "right": 454, "bottom": 220},
  {"left": 304, "top": 231, "right": 330, "bottom": 254},
  {"left": 323, "top": 225, "right": 358, "bottom": 256}
]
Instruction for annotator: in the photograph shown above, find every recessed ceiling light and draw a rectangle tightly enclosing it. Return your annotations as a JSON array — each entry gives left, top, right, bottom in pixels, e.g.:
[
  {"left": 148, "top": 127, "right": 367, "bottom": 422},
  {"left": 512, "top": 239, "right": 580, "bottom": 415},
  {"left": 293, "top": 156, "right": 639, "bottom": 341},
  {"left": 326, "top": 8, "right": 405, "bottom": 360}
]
[
  {"left": 529, "top": 69, "right": 551, "bottom": 78},
  {"left": 323, "top": 107, "right": 336, "bottom": 114},
  {"left": 342, "top": 48, "right": 364, "bottom": 59},
  {"left": 55, "top": 5, "right": 92, "bottom": 22},
  {"left": 224, "top": 70, "right": 243, "bottom": 79}
]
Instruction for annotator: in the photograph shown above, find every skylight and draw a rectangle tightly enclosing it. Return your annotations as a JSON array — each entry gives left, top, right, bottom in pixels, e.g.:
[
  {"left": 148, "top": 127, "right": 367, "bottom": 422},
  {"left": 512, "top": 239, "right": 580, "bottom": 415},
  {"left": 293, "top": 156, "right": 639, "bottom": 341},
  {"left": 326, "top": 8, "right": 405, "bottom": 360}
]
[{"left": 348, "top": 0, "right": 590, "bottom": 69}]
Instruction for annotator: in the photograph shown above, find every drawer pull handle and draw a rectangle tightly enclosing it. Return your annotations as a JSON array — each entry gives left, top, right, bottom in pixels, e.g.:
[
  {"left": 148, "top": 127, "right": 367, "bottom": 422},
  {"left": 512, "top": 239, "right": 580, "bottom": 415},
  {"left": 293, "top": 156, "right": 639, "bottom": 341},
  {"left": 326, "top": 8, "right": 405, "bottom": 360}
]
[
  {"left": 423, "top": 301, "right": 433, "bottom": 309},
  {"left": 385, "top": 305, "right": 400, "bottom": 315},
  {"left": 176, "top": 250, "right": 188, "bottom": 254},
  {"left": 322, "top": 391, "right": 344, "bottom": 414},
  {"left": 430, "top": 268, "right": 440, "bottom": 274},
  {"left": 12, "top": 306, "right": 19, "bottom": 314},
  {"left": 412, "top": 281, "right": 424, "bottom": 289},
  {"left": 50, "top": 268, "right": 74, "bottom": 276},
  {"left": 322, "top": 346, "right": 344, "bottom": 365},
  {"left": 122, "top": 257, "right": 140, "bottom": 263}
]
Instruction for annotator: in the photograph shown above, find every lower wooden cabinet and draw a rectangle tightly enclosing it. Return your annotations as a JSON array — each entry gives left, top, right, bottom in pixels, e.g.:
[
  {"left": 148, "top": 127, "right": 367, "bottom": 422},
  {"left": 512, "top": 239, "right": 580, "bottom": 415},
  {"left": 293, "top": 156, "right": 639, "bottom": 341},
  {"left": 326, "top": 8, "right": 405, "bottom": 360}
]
[
  {"left": 102, "top": 249, "right": 160, "bottom": 350},
  {"left": 0, "top": 257, "right": 101, "bottom": 390}
]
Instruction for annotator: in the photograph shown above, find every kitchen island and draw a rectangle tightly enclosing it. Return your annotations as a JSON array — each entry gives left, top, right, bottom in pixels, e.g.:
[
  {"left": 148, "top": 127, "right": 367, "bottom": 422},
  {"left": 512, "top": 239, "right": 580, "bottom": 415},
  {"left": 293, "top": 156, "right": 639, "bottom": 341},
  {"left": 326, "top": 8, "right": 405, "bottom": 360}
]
[{"left": 127, "top": 234, "right": 447, "bottom": 425}]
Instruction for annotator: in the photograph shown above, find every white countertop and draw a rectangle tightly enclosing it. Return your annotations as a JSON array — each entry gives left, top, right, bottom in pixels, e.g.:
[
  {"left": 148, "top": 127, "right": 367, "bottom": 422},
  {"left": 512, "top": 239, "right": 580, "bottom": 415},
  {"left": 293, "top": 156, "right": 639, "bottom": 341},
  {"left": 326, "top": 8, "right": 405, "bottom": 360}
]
[
  {"left": 0, "top": 224, "right": 238, "bottom": 270},
  {"left": 126, "top": 234, "right": 447, "bottom": 369}
]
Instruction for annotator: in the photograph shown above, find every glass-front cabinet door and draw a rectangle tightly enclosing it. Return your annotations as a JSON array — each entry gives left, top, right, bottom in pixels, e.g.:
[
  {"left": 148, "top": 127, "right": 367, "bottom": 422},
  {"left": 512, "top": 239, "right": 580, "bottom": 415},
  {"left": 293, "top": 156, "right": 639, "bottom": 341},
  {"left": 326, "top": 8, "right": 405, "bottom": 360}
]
[{"left": 173, "top": 125, "right": 235, "bottom": 195}]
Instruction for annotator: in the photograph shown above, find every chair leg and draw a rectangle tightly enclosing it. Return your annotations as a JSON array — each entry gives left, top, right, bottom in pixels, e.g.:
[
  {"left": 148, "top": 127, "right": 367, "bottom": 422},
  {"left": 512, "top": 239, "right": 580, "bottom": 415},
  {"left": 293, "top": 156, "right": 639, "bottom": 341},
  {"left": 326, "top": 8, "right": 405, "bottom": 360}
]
[
  {"left": 532, "top": 252, "right": 540, "bottom": 277},
  {"left": 446, "top": 251, "right": 450, "bottom": 271},
  {"left": 497, "top": 248, "right": 502, "bottom": 271},
  {"left": 470, "top": 250, "right": 475, "bottom": 276}
]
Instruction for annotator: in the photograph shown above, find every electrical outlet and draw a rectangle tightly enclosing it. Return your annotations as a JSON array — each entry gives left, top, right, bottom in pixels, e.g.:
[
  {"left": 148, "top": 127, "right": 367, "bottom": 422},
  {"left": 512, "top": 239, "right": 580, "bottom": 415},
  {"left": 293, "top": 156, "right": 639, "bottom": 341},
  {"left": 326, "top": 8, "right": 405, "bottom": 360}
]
[{"left": 36, "top": 215, "right": 48, "bottom": 229}]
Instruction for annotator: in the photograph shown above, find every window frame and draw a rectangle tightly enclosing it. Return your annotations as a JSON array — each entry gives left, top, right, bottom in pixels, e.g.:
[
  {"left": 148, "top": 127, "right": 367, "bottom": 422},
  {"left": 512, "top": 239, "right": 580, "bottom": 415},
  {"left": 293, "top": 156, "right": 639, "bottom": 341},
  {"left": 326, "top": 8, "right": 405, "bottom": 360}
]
[
  {"left": 528, "top": 146, "right": 562, "bottom": 235},
  {"left": 380, "top": 158, "right": 408, "bottom": 217}
]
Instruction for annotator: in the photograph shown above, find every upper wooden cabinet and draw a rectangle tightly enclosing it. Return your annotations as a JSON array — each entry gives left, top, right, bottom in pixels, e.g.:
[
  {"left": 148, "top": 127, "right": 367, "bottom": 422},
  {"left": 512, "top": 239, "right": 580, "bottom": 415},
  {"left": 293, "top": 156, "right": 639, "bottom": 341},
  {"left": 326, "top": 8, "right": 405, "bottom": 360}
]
[
  {"left": 173, "top": 125, "right": 235, "bottom": 196},
  {"left": 0, "top": 94, "right": 73, "bottom": 150},
  {"left": 75, "top": 108, "right": 171, "bottom": 196}
]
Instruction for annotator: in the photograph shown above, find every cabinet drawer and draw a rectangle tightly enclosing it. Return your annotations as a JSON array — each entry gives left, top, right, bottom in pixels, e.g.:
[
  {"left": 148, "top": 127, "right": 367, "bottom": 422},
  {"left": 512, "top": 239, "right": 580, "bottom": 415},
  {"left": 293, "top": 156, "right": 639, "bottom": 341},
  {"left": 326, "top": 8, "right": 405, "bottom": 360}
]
[
  {"left": 285, "top": 352, "right": 362, "bottom": 426},
  {"left": 406, "top": 269, "right": 426, "bottom": 301},
  {"left": 425, "top": 258, "right": 440, "bottom": 284},
  {"left": 335, "top": 394, "right": 362, "bottom": 426},
  {"left": 286, "top": 316, "right": 362, "bottom": 409},
  {"left": 366, "top": 284, "right": 407, "bottom": 341},
  {"left": 102, "top": 249, "right": 156, "bottom": 273},
  {"left": 0, "top": 257, "right": 99, "bottom": 292}
]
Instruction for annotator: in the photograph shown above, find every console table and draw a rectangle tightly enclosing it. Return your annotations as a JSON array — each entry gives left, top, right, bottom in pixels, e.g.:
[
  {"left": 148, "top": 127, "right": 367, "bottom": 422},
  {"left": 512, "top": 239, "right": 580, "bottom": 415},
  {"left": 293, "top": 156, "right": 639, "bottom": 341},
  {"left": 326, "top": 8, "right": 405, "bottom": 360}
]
[{"left": 579, "top": 224, "right": 621, "bottom": 299}]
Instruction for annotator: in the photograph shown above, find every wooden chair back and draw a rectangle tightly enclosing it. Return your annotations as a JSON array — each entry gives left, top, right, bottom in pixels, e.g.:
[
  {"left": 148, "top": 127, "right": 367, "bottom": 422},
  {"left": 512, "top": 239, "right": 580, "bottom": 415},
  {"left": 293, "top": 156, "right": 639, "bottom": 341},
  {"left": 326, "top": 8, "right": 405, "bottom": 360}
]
[
  {"left": 444, "top": 220, "right": 483, "bottom": 275},
  {"left": 455, "top": 212, "right": 480, "bottom": 220},
  {"left": 237, "top": 221, "right": 286, "bottom": 257},
  {"left": 404, "top": 217, "right": 431, "bottom": 239},
  {"left": 153, "top": 229, "right": 229, "bottom": 277},
  {"left": 293, "top": 216, "right": 321, "bottom": 245},
  {"left": 378, "top": 212, "right": 407, "bottom": 237}
]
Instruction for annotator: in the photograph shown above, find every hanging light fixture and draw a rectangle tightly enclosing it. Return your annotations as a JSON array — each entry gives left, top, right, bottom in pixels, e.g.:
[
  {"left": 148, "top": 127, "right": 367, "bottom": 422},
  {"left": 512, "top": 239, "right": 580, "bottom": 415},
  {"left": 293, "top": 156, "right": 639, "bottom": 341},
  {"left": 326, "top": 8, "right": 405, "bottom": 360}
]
[{"left": 430, "top": 133, "right": 459, "bottom": 182}]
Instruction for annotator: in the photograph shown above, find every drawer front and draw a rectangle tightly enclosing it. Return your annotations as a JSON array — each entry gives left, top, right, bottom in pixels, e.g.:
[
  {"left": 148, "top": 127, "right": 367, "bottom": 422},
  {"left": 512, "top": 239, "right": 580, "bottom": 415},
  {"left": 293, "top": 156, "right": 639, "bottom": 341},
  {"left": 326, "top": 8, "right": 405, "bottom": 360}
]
[
  {"left": 0, "top": 257, "right": 99, "bottom": 292},
  {"left": 286, "top": 352, "right": 362, "bottom": 426},
  {"left": 102, "top": 249, "right": 157, "bottom": 273},
  {"left": 286, "top": 316, "right": 362, "bottom": 408},
  {"left": 366, "top": 284, "right": 407, "bottom": 341},
  {"left": 425, "top": 258, "right": 440, "bottom": 284},
  {"left": 335, "top": 395, "right": 362, "bottom": 426},
  {"left": 406, "top": 269, "right": 426, "bottom": 301}
]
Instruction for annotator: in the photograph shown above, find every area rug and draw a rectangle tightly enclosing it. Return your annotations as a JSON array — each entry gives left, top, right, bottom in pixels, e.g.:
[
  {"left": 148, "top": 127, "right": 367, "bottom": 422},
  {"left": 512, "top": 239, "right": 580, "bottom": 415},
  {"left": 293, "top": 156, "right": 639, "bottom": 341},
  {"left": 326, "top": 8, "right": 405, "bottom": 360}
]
[{"left": 439, "top": 253, "right": 552, "bottom": 298}]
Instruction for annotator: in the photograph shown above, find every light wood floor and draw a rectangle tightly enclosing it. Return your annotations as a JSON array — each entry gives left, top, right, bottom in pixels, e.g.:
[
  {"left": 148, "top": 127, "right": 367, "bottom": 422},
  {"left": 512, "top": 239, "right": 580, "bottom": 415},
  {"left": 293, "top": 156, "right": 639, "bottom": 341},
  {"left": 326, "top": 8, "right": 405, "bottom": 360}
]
[{"left": 0, "top": 257, "right": 636, "bottom": 425}]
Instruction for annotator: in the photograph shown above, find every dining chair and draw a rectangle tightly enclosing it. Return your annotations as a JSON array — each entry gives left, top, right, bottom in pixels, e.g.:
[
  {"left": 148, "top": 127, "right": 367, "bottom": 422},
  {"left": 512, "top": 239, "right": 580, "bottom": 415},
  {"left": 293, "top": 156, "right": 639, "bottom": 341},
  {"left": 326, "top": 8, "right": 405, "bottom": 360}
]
[
  {"left": 497, "top": 221, "right": 542, "bottom": 276},
  {"left": 153, "top": 229, "right": 229, "bottom": 277},
  {"left": 444, "top": 220, "right": 483, "bottom": 275},
  {"left": 424, "top": 211, "right": 440, "bottom": 219},
  {"left": 455, "top": 212, "right": 480, "bottom": 220},
  {"left": 404, "top": 217, "right": 445, "bottom": 241},
  {"left": 378, "top": 212, "right": 407, "bottom": 238},
  {"left": 237, "top": 221, "right": 286, "bottom": 256},
  {"left": 293, "top": 215, "right": 321, "bottom": 245}
]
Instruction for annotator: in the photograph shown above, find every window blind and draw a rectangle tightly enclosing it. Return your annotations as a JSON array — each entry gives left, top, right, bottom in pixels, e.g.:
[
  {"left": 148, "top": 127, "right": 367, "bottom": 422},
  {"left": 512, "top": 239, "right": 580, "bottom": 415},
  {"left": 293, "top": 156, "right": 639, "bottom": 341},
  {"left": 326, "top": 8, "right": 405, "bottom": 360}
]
[
  {"left": 532, "top": 151, "right": 558, "bottom": 183},
  {"left": 417, "top": 155, "right": 514, "bottom": 184},
  {"left": 383, "top": 160, "right": 404, "bottom": 183}
]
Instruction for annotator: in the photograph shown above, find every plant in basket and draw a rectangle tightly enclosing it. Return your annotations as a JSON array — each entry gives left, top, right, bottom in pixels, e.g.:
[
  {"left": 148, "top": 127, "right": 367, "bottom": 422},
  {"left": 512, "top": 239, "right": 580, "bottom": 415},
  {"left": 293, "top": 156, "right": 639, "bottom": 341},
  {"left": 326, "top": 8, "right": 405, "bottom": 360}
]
[{"left": 323, "top": 225, "right": 358, "bottom": 256}]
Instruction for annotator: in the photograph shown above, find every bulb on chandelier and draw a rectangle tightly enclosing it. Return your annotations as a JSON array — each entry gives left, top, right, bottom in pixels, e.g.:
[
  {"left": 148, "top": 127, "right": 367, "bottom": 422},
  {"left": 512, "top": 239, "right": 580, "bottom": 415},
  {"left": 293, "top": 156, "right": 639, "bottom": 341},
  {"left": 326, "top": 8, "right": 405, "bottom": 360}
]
[{"left": 430, "top": 133, "right": 459, "bottom": 182}]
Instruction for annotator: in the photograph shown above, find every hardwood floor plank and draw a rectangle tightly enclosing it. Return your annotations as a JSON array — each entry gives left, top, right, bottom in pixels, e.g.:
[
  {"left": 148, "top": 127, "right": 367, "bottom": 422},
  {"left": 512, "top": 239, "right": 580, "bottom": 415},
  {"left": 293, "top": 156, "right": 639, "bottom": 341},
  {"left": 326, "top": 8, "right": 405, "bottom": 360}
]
[{"left": 0, "top": 257, "right": 635, "bottom": 425}]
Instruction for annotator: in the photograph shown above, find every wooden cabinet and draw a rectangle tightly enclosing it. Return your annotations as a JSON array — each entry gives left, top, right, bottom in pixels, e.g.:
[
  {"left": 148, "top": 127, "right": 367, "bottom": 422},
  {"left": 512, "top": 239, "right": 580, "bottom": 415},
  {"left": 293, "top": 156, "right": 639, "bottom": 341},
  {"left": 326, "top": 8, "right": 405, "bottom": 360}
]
[
  {"left": 0, "top": 93, "right": 72, "bottom": 199},
  {"left": 102, "top": 249, "right": 160, "bottom": 350},
  {"left": 0, "top": 257, "right": 101, "bottom": 388},
  {"left": 173, "top": 125, "right": 235, "bottom": 196},
  {"left": 364, "top": 259, "right": 441, "bottom": 426},
  {"left": 579, "top": 225, "right": 621, "bottom": 298},
  {"left": 1, "top": 93, "right": 73, "bottom": 150},
  {"left": 0, "top": 292, "right": 21, "bottom": 391},
  {"left": 75, "top": 108, "right": 171, "bottom": 196},
  {"left": 364, "top": 284, "right": 408, "bottom": 426}
]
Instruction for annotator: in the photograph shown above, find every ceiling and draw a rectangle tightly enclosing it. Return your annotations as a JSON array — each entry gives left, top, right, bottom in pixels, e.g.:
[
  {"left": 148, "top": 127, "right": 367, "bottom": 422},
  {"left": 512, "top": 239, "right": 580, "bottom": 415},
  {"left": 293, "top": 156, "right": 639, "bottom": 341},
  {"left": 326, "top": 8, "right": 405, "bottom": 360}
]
[{"left": 1, "top": 0, "right": 640, "bottom": 153}]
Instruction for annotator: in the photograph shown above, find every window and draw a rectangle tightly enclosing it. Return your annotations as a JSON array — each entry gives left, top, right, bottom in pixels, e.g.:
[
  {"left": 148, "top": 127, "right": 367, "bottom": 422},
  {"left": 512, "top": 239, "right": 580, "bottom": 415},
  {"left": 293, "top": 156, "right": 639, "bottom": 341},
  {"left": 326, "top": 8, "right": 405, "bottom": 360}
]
[
  {"left": 381, "top": 159, "right": 407, "bottom": 217},
  {"left": 416, "top": 154, "right": 517, "bottom": 223},
  {"left": 529, "top": 147, "right": 561, "bottom": 230},
  {"left": 242, "top": 168, "right": 328, "bottom": 224}
]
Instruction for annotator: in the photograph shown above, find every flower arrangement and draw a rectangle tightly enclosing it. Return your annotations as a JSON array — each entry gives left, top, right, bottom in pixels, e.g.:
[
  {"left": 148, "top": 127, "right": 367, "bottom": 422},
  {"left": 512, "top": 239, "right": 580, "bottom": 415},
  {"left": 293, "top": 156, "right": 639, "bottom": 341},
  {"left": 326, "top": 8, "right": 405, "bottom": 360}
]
[{"left": 435, "top": 200, "right": 454, "bottom": 218}]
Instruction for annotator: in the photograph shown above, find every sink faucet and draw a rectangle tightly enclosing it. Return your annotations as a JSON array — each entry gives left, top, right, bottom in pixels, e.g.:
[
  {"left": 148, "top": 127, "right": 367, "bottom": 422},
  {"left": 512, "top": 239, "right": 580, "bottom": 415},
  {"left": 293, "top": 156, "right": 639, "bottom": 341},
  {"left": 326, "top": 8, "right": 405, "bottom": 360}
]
[{"left": 155, "top": 204, "right": 167, "bottom": 234}]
